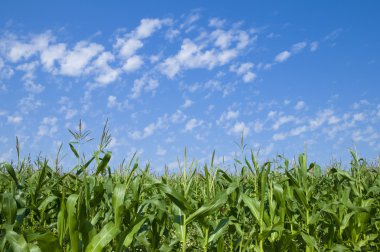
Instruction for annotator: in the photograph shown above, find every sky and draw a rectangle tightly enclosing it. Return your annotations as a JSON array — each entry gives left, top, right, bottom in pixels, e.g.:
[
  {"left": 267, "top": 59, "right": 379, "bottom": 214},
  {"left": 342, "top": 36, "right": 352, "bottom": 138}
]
[{"left": 0, "top": 1, "right": 380, "bottom": 172}]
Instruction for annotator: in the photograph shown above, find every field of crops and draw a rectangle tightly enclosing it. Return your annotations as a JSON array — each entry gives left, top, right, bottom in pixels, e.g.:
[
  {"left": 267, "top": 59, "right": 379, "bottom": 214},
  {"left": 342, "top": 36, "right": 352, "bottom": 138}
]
[{"left": 1, "top": 141, "right": 380, "bottom": 251}]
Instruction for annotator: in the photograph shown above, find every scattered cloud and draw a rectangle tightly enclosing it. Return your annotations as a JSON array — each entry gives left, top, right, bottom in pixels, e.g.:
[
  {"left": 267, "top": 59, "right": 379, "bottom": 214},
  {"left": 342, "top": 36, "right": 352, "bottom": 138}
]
[
  {"left": 291, "top": 42, "right": 307, "bottom": 53},
  {"left": 272, "top": 115, "right": 296, "bottom": 130},
  {"left": 185, "top": 118, "right": 203, "bottom": 132},
  {"left": 131, "top": 75, "right": 159, "bottom": 99},
  {"left": 122, "top": 55, "right": 143, "bottom": 72},
  {"left": 182, "top": 98, "right": 194, "bottom": 108},
  {"left": 310, "top": 41, "right": 319, "bottom": 52},
  {"left": 294, "top": 101, "right": 306, "bottom": 111},
  {"left": 229, "top": 121, "right": 249, "bottom": 136},
  {"left": 217, "top": 109, "right": 239, "bottom": 125},
  {"left": 107, "top": 95, "right": 130, "bottom": 110},
  {"left": 7, "top": 115, "right": 22, "bottom": 124},
  {"left": 230, "top": 62, "right": 256, "bottom": 83},
  {"left": 156, "top": 145, "right": 167, "bottom": 156},
  {"left": 37, "top": 116, "right": 58, "bottom": 137},
  {"left": 274, "top": 50, "right": 291, "bottom": 63},
  {"left": 59, "top": 41, "right": 104, "bottom": 76},
  {"left": 18, "top": 95, "right": 43, "bottom": 114},
  {"left": 160, "top": 26, "right": 251, "bottom": 78}
]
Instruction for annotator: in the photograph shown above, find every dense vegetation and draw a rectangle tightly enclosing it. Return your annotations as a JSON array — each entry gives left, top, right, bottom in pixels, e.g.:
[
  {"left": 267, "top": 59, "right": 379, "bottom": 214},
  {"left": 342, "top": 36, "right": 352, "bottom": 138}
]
[{"left": 0, "top": 125, "right": 379, "bottom": 251}]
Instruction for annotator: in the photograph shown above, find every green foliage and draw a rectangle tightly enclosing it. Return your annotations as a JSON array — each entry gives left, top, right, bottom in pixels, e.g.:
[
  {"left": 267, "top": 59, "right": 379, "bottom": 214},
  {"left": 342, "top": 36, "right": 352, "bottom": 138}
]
[{"left": 0, "top": 136, "right": 379, "bottom": 251}]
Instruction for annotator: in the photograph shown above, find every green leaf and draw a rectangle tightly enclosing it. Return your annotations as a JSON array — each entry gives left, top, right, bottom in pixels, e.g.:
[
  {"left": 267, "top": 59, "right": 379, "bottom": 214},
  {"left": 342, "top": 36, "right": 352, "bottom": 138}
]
[
  {"left": 112, "top": 183, "right": 127, "bottom": 228},
  {"left": 85, "top": 222, "right": 120, "bottom": 252},
  {"left": 4, "top": 163, "right": 19, "bottom": 186},
  {"left": 95, "top": 152, "right": 111, "bottom": 176},
  {"left": 301, "top": 232, "right": 319, "bottom": 251},
  {"left": 241, "top": 194, "right": 261, "bottom": 224},
  {"left": 57, "top": 195, "right": 66, "bottom": 246},
  {"left": 154, "top": 183, "right": 191, "bottom": 212},
  {"left": 69, "top": 143, "right": 79, "bottom": 159},
  {"left": 5, "top": 230, "right": 29, "bottom": 252},
  {"left": 186, "top": 193, "right": 227, "bottom": 225},
  {"left": 123, "top": 217, "right": 146, "bottom": 248},
  {"left": 2, "top": 192, "right": 17, "bottom": 225},
  {"left": 38, "top": 195, "right": 58, "bottom": 219},
  {"left": 76, "top": 157, "right": 95, "bottom": 175},
  {"left": 26, "top": 232, "right": 60, "bottom": 252},
  {"left": 67, "top": 194, "right": 80, "bottom": 252},
  {"left": 208, "top": 218, "right": 230, "bottom": 243}
]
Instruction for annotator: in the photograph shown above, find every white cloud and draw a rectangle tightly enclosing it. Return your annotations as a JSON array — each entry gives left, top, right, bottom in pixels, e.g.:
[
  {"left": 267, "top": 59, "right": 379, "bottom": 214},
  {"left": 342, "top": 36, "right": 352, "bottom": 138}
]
[
  {"left": 96, "top": 68, "right": 119, "bottom": 85},
  {"left": 37, "top": 116, "right": 58, "bottom": 137},
  {"left": 272, "top": 115, "right": 296, "bottom": 130},
  {"left": 209, "top": 18, "right": 226, "bottom": 28},
  {"left": 272, "top": 109, "right": 345, "bottom": 141},
  {"left": 253, "top": 143, "right": 274, "bottom": 157},
  {"left": 16, "top": 61, "right": 46, "bottom": 93},
  {"left": 59, "top": 41, "right": 104, "bottom": 76},
  {"left": 273, "top": 133, "right": 286, "bottom": 141},
  {"left": 40, "top": 43, "right": 66, "bottom": 71},
  {"left": 290, "top": 125, "right": 307, "bottom": 136},
  {"left": 323, "top": 28, "right": 343, "bottom": 43},
  {"left": 309, "top": 109, "right": 334, "bottom": 129},
  {"left": 182, "top": 98, "right": 193, "bottom": 108},
  {"left": 58, "top": 96, "right": 78, "bottom": 120},
  {"left": 352, "top": 126, "right": 379, "bottom": 145},
  {"left": 107, "top": 95, "right": 118, "bottom": 108},
  {"left": 242, "top": 72, "right": 256, "bottom": 83},
  {"left": 229, "top": 121, "right": 249, "bottom": 136},
  {"left": 118, "top": 38, "right": 143, "bottom": 58},
  {"left": 16, "top": 61, "right": 39, "bottom": 79},
  {"left": 115, "top": 18, "right": 170, "bottom": 58},
  {"left": 217, "top": 109, "right": 239, "bottom": 125},
  {"left": 185, "top": 118, "right": 203, "bottom": 132},
  {"left": 230, "top": 62, "right": 256, "bottom": 83},
  {"left": 170, "top": 110, "right": 187, "bottom": 123},
  {"left": 294, "top": 101, "right": 306, "bottom": 111},
  {"left": 129, "top": 115, "right": 169, "bottom": 140},
  {"left": 253, "top": 120, "right": 264, "bottom": 133},
  {"left": 160, "top": 29, "right": 250, "bottom": 78},
  {"left": 92, "top": 52, "right": 120, "bottom": 85},
  {"left": 273, "top": 125, "right": 307, "bottom": 141},
  {"left": 353, "top": 113, "right": 365, "bottom": 122},
  {"left": 7, "top": 115, "right": 22, "bottom": 124},
  {"left": 212, "top": 29, "right": 233, "bottom": 49},
  {"left": 275, "top": 50, "right": 291, "bottom": 63},
  {"left": 122, "top": 55, "right": 143, "bottom": 72},
  {"left": 107, "top": 95, "right": 130, "bottom": 110},
  {"left": 165, "top": 29, "right": 180, "bottom": 41},
  {"left": 18, "top": 95, "right": 43, "bottom": 114},
  {"left": 310, "top": 41, "right": 319, "bottom": 52},
  {"left": 24, "top": 80, "right": 45, "bottom": 93},
  {"left": 0, "top": 110, "right": 9, "bottom": 118},
  {"left": 156, "top": 145, "right": 167, "bottom": 156},
  {"left": 327, "top": 114, "right": 340, "bottom": 125},
  {"left": 291, "top": 42, "right": 307, "bottom": 53},
  {"left": 6, "top": 32, "right": 52, "bottom": 62},
  {"left": 131, "top": 75, "right": 159, "bottom": 99},
  {"left": 136, "top": 18, "right": 170, "bottom": 39},
  {"left": 352, "top": 99, "right": 369, "bottom": 109}
]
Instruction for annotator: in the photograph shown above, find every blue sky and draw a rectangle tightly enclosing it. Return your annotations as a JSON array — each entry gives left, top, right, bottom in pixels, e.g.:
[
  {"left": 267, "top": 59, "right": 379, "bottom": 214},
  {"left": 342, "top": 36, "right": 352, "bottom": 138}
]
[{"left": 0, "top": 1, "right": 379, "bottom": 171}]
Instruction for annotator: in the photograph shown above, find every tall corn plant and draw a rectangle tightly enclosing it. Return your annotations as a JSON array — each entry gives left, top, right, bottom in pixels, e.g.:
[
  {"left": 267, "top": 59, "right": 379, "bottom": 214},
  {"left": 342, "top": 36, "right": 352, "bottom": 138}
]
[{"left": 1, "top": 123, "right": 380, "bottom": 251}]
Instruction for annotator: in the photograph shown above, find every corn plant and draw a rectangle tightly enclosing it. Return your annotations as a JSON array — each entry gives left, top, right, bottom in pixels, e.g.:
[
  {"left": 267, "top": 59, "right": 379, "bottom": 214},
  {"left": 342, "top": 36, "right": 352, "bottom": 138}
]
[{"left": 0, "top": 124, "right": 379, "bottom": 251}]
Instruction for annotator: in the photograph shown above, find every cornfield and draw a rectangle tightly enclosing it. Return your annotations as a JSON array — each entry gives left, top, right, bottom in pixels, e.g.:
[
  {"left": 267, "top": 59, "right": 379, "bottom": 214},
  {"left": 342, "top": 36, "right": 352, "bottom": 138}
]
[{"left": 0, "top": 131, "right": 379, "bottom": 251}]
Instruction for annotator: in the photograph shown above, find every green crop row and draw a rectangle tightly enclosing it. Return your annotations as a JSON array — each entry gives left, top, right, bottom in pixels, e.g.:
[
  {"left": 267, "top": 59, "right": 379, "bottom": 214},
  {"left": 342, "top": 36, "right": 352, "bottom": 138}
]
[{"left": 0, "top": 123, "right": 379, "bottom": 251}]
